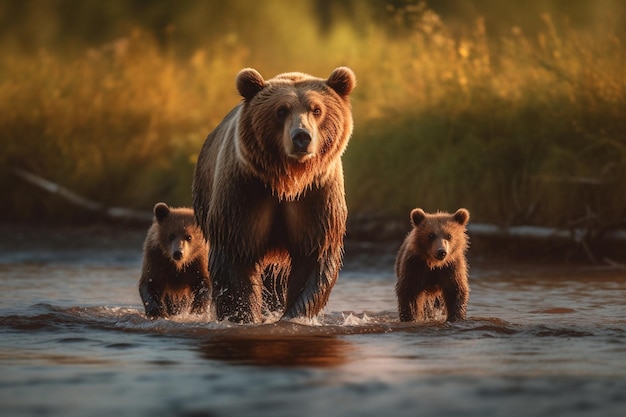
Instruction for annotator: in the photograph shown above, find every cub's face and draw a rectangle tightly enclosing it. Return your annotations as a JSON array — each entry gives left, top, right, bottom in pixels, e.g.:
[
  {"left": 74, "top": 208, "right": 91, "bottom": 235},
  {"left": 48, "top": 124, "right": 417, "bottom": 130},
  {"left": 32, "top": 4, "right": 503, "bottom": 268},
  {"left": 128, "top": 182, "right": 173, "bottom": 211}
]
[
  {"left": 159, "top": 226, "right": 196, "bottom": 269},
  {"left": 409, "top": 208, "right": 470, "bottom": 269},
  {"left": 153, "top": 202, "right": 204, "bottom": 270}
]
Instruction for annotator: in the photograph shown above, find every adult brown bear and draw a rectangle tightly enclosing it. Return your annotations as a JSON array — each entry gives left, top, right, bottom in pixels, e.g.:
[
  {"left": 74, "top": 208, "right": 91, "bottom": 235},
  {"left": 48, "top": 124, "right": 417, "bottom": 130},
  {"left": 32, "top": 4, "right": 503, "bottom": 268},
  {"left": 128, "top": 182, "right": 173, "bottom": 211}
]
[{"left": 193, "top": 67, "right": 356, "bottom": 323}]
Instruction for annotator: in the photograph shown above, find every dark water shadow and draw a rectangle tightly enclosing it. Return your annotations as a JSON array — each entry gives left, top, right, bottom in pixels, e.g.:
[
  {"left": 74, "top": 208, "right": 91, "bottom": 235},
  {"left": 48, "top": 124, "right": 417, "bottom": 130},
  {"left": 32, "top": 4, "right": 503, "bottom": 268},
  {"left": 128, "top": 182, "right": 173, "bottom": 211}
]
[{"left": 198, "top": 332, "right": 354, "bottom": 368}]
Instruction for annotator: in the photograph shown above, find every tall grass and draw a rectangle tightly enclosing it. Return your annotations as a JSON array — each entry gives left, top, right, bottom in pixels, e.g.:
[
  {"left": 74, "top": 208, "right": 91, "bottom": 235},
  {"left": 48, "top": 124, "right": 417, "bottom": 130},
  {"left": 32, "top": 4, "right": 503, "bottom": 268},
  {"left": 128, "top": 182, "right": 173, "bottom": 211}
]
[
  {"left": 1, "top": 29, "right": 249, "bottom": 221},
  {"left": 1, "top": 1, "right": 625, "bottom": 233},
  {"left": 345, "top": 5, "right": 626, "bottom": 234}
]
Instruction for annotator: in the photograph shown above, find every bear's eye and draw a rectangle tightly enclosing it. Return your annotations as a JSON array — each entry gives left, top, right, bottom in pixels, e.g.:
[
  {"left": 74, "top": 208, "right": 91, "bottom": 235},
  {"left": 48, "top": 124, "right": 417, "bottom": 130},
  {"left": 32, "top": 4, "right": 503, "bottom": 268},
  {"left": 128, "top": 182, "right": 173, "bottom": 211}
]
[
  {"left": 446, "top": 233, "right": 452, "bottom": 240},
  {"left": 168, "top": 233, "right": 175, "bottom": 242},
  {"left": 312, "top": 107, "right": 322, "bottom": 117},
  {"left": 428, "top": 233, "right": 436, "bottom": 241},
  {"left": 277, "top": 106, "right": 289, "bottom": 120},
  {"left": 185, "top": 235, "right": 192, "bottom": 242}
]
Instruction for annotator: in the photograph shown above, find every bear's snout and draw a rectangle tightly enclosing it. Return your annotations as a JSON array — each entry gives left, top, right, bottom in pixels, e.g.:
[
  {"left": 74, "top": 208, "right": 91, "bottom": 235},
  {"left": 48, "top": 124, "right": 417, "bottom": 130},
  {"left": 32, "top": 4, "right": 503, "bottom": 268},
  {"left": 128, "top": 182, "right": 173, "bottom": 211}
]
[
  {"left": 170, "top": 240, "right": 187, "bottom": 263},
  {"left": 291, "top": 128, "right": 312, "bottom": 154},
  {"left": 432, "top": 237, "right": 450, "bottom": 261}
]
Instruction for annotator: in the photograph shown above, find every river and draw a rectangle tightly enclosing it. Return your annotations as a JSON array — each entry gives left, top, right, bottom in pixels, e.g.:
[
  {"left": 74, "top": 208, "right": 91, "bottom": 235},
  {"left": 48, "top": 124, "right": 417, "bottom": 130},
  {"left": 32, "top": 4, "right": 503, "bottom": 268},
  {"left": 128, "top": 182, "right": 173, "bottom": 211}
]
[{"left": 1, "top": 226, "right": 625, "bottom": 417}]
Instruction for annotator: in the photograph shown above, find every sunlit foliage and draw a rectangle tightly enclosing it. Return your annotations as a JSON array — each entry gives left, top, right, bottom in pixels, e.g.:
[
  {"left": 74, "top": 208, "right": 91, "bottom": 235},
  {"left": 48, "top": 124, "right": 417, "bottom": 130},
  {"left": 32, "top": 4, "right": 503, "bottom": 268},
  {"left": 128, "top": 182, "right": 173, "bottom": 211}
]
[{"left": 1, "top": 0, "right": 624, "bottom": 231}]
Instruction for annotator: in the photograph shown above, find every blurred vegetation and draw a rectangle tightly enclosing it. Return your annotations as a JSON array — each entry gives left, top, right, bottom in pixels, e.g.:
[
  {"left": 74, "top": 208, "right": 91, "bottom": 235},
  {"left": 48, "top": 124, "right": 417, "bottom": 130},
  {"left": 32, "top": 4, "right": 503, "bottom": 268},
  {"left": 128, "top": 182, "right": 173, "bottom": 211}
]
[{"left": 1, "top": 0, "right": 625, "bottom": 240}]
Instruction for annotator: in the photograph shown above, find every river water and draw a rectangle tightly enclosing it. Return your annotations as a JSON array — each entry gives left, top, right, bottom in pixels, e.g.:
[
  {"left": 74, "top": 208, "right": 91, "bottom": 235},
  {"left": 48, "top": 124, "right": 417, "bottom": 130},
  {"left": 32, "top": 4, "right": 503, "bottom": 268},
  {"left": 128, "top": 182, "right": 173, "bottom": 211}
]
[{"left": 1, "top": 228, "right": 625, "bottom": 417}]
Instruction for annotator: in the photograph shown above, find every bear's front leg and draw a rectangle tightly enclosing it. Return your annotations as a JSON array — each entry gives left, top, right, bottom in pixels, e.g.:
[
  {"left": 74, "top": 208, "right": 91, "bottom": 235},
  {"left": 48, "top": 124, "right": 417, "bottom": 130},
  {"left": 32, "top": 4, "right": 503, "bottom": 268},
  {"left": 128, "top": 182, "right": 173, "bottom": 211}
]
[
  {"left": 210, "top": 250, "right": 263, "bottom": 323},
  {"left": 139, "top": 283, "right": 165, "bottom": 319},
  {"left": 398, "top": 296, "right": 419, "bottom": 322},
  {"left": 190, "top": 283, "right": 211, "bottom": 315},
  {"left": 442, "top": 285, "right": 468, "bottom": 322},
  {"left": 281, "top": 250, "right": 340, "bottom": 320},
  {"left": 261, "top": 261, "right": 290, "bottom": 314}
]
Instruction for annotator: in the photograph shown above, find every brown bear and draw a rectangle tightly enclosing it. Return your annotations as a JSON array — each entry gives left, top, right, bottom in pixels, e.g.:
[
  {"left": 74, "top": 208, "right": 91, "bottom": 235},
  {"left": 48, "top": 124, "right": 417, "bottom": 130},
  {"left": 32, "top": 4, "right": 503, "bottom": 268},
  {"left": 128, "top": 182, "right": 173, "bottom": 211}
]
[
  {"left": 395, "top": 208, "right": 470, "bottom": 322},
  {"left": 192, "top": 67, "right": 356, "bottom": 323},
  {"left": 139, "top": 202, "right": 211, "bottom": 319}
]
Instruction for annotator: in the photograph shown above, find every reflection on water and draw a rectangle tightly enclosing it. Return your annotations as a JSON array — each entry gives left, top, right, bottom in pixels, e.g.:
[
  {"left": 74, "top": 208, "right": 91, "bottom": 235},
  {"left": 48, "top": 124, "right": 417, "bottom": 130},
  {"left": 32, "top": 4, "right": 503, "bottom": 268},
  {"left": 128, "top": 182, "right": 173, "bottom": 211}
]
[
  {"left": 1, "top": 244, "right": 626, "bottom": 417},
  {"left": 199, "top": 333, "right": 352, "bottom": 368}
]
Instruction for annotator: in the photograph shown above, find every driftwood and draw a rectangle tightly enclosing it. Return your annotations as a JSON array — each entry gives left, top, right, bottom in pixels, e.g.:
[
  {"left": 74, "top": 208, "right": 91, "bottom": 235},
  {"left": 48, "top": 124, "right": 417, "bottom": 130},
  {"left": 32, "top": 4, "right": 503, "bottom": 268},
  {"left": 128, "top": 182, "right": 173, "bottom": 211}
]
[
  {"left": 468, "top": 223, "right": 626, "bottom": 265},
  {"left": 468, "top": 223, "right": 626, "bottom": 242},
  {"left": 13, "top": 168, "right": 153, "bottom": 223},
  {"left": 13, "top": 167, "right": 626, "bottom": 246}
]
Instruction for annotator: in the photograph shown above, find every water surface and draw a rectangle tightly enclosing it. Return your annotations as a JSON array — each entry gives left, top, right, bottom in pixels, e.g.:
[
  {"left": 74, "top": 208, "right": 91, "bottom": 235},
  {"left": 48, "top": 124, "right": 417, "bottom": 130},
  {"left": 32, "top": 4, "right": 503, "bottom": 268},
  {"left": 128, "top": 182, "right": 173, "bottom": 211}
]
[{"left": 1, "top": 231, "right": 625, "bottom": 417}]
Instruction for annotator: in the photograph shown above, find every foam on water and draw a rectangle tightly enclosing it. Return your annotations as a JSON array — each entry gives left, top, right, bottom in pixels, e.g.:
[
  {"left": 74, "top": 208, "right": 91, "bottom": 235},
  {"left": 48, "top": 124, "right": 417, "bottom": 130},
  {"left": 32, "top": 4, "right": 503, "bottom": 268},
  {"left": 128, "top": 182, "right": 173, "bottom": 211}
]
[{"left": 2, "top": 300, "right": 620, "bottom": 342}]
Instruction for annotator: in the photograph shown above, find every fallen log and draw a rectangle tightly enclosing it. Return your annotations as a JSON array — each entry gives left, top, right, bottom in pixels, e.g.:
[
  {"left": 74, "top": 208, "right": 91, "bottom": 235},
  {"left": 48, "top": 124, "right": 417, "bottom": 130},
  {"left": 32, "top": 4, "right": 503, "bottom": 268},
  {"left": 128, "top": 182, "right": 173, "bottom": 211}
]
[
  {"left": 13, "top": 167, "right": 153, "bottom": 223},
  {"left": 13, "top": 167, "right": 626, "bottom": 245},
  {"left": 468, "top": 223, "right": 626, "bottom": 242}
]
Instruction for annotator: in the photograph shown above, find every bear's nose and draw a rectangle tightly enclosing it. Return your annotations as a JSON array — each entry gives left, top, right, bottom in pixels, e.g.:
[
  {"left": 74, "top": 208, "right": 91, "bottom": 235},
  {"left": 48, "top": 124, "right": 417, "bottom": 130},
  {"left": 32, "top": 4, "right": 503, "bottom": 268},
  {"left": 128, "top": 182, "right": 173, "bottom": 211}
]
[
  {"left": 291, "top": 128, "right": 311, "bottom": 153},
  {"left": 173, "top": 250, "right": 183, "bottom": 261},
  {"left": 436, "top": 249, "right": 447, "bottom": 260}
]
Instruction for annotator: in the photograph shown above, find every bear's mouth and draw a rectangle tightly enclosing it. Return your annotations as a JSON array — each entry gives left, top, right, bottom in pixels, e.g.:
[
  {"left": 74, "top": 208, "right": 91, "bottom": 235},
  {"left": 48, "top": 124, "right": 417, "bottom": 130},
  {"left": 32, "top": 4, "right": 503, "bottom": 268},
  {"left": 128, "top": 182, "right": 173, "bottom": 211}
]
[{"left": 288, "top": 151, "right": 315, "bottom": 163}]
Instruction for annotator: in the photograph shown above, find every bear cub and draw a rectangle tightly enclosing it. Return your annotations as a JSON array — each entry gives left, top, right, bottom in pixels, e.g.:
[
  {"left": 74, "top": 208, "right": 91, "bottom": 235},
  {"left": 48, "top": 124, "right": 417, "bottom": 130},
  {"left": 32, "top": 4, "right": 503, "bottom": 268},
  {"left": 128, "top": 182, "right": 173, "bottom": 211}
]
[
  {"left": 395, "top": 208, "right": 470, "bottom": 322},
  {"left": 139, "top": 202, "right": 211, "bottom": 319}
]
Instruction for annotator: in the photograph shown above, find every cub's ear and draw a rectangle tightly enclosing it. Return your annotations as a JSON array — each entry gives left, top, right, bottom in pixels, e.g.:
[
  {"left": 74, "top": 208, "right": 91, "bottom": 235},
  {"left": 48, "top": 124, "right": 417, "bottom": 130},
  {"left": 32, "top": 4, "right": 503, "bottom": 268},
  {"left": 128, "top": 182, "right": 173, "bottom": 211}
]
[
  {"left": 410, "top": 208, "right": 426, "bottom": 227},
  {"left": 237, "top": 68, "right": 265, "bottom": 101},
  {"left": 454, "top": 208, "right": 470, "bottom": 226},
  {"left": 327, "top": 66, "right": 356, "bottom": 97},
  {"left": 154, "top": 202, "right": 170, "bottom": 222}
]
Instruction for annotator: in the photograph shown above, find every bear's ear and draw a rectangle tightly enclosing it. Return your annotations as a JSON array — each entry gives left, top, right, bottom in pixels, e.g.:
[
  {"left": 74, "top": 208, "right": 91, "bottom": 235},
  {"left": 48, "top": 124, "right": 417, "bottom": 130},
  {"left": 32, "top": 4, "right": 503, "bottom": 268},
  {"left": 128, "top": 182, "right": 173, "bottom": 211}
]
[
  {"left": 410, "top": 208, "right": 426, "bottom": 227},
  {"left": 454, "top": 208, "right": 470, "bottom": 226},
  {"left": 236, "top": 68, "right": 265, "bottom": 101},
  {"left": 154, "top": 202, "right": 170, "bottom": 222},
  {"left": 327, "top": 67, "right": 356, "bottom": 97}
]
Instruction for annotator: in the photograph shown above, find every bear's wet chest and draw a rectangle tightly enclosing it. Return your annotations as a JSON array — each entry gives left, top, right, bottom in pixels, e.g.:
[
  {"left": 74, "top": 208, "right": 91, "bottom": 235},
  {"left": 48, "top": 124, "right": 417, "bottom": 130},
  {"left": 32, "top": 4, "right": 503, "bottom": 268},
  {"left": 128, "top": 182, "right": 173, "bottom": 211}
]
[
  {"left": 252, "top": 195, "right": 322, "bottom": 249},
  {"left": 421, "top": 264, "right": 456, "bottom": 285}
]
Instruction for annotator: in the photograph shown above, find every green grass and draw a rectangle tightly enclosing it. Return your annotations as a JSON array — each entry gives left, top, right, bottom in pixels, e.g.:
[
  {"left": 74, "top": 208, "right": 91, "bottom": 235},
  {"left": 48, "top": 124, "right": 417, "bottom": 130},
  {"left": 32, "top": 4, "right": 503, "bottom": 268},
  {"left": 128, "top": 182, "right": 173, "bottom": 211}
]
[{"left": 1, "top": 1, "right": 625, "bottom": 233}]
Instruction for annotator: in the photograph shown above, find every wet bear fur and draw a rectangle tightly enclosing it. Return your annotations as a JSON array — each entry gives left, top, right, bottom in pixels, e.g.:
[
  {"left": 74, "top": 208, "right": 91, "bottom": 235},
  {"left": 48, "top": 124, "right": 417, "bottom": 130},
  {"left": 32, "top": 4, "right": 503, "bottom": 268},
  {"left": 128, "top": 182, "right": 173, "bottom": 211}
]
[
  {"left": 192, "top": 67, "right": 356, "bottom": 323},
  {"left": 395, "top": 208, "right": 470, "bottom": 322},
  {"left": 139, "top": 202, "right": 211, "bottom": 319}
]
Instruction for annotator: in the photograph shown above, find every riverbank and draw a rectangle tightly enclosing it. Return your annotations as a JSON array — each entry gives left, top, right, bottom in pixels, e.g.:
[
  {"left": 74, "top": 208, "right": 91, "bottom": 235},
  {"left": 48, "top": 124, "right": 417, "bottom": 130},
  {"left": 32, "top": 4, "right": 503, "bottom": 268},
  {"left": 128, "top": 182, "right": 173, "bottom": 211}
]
[{"left": 2, "top": 220, "right": 624, "bottom": 269}]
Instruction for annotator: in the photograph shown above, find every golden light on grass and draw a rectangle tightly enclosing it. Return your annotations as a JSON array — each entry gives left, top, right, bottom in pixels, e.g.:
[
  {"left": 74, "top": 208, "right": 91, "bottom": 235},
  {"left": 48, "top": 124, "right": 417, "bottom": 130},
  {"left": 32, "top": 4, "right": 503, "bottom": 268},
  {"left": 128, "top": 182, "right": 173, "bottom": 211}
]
[{"left": 1, "top": 1, "right": 624, "bottom": 231}]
